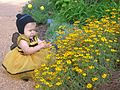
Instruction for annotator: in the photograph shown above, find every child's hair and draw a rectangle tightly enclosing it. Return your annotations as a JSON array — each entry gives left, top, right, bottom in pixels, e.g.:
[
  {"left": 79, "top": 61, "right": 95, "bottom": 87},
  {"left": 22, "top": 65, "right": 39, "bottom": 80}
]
[{"left": 16, "top": 13, "right": 35, "bottom": 34}]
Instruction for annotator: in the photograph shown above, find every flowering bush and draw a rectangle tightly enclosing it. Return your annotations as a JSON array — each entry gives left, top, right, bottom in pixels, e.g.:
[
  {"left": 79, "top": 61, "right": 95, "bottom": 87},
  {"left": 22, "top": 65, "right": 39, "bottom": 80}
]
[
  {"left": 33, "top": 9, "right": 120, "bottom": 89},
  {"left": 45, "top": 21, "right": 74, "bottom": 43},
  {"left": 23, "top": 0, "right": 120, "bottom": 25}
]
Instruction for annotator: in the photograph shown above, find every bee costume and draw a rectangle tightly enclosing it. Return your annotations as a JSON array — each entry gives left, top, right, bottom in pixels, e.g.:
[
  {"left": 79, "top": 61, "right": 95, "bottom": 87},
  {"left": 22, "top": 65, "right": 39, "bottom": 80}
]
[{"left": 2, "top": 14, "right": 55, "bottom": 77}]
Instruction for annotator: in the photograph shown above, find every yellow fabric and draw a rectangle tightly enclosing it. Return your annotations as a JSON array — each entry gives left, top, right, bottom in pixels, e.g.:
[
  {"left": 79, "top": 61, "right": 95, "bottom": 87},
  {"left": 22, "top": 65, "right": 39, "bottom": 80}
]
[
  {"left": 2, "top": 35, "right": 55, "bottom": 76},
  {"left": 17, "top": 34, "right": 30, "bottom": 45}
]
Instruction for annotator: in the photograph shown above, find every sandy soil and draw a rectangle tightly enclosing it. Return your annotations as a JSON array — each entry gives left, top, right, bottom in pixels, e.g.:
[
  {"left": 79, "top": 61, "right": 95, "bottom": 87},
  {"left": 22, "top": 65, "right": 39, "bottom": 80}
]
[{"left": 0, "top": 0, "right": 35, "bottom": 90}]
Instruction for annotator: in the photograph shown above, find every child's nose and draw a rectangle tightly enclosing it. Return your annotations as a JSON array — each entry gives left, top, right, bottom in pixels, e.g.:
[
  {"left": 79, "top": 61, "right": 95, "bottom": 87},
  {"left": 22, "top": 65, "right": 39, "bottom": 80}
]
[{"left": 31, "top": 30, "right": 34, "bottom": 33}]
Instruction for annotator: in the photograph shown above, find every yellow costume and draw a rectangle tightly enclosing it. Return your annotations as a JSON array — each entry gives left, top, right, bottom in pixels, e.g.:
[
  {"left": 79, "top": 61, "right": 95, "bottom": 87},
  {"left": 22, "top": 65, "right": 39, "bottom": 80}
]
[{"left": 2, "top": 35, "right": 55, "bottom": 75}]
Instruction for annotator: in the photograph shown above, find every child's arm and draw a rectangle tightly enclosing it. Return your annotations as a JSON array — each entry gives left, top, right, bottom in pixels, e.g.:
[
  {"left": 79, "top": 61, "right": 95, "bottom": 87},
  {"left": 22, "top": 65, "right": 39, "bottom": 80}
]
[{"left": 19, "top": 40, "right": 43, "bottom": 55}]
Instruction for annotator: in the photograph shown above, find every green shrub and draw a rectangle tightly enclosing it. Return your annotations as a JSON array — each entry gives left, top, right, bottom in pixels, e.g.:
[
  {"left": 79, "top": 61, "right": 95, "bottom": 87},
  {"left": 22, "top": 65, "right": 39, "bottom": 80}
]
[
  {"left": 22, "top": 0, "right": 120, "bottom": 25},
  {"left": 44, "top": 14, "right": 74, "bottom": 43},
  {"left": 49, "top": 0, "right": 119, "bottom": 25},
  {"left": 33, "top": 11, "right": 120, "bottom": 90},
  {"left": 23, "top": 0, "right": 56, "bottom": 24}
]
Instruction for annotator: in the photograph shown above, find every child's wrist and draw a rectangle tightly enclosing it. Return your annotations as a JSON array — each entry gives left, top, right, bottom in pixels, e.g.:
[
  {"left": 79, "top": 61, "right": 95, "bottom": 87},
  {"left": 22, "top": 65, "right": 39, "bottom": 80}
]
[{"left": 36, "top": 45, "right": 42, "bottom": 50}]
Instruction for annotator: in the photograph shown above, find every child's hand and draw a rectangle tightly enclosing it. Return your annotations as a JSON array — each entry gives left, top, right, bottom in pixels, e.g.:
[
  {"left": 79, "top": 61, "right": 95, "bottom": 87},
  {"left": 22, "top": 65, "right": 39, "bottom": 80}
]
[
  {"left": 45, "top": 43, "right": 52, "bottom": 48},
  {"left": 38, "top": 40, "right": 45, "bottom": 44},
  {"left": 38, "top": 41, "right": 52, "bottom": 49}
]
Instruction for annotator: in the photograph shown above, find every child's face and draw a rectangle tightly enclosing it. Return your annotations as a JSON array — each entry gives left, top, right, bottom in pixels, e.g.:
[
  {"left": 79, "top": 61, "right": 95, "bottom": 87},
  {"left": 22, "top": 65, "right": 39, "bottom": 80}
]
[{"left": 24, "top": 22, "right": 37, "bottom": 38}]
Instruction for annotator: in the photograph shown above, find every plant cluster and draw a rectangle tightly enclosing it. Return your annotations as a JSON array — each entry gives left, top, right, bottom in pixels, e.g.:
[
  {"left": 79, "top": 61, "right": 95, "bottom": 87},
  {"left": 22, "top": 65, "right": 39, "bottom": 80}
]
[
  {"left": 33, "top": 13, "right": 120, "bottom": 89},
  {"left": 23, "top": 0, "right": 56, "bottom": 24},
  {"left": 22, "top": 0, "right": 120, "bottom": 90}
]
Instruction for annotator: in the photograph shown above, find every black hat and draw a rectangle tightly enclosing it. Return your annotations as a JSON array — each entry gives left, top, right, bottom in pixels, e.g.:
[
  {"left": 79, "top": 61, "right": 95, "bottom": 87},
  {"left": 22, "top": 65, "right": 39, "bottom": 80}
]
[{"left": 16, "top": 14, "right": 35, "bottom": 34}]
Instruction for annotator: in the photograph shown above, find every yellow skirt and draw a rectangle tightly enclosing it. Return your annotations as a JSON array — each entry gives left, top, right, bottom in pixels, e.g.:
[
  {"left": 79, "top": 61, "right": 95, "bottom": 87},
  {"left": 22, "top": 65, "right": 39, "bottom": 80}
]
[{"left": 2, "top": 47, "right": 55, "bottom": 75}]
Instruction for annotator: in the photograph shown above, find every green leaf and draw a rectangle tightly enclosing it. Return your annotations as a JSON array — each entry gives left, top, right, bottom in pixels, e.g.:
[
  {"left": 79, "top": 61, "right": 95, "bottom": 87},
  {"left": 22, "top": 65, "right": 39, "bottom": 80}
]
[
  {"left": 64, "top": 0, "right": 70, "bottom": 2},
  {"left": 55, "top": 1, "right": 61, "bottom": 6},
  {"left": 62, "top": 3, "right": 67, "bottom": 7}
]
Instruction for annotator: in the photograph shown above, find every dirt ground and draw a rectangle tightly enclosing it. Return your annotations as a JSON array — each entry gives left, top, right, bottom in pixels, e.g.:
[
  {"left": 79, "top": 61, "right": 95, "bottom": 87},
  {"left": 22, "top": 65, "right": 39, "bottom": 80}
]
[{"left": 0, "top": 0, "right": 35, "bottom": 90}]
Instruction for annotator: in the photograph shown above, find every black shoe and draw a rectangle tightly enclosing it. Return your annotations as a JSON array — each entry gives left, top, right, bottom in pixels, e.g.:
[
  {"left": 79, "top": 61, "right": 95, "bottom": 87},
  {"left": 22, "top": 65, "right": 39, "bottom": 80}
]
[{"left": 22, "top": 78, "right": 29, "bottom": 82}]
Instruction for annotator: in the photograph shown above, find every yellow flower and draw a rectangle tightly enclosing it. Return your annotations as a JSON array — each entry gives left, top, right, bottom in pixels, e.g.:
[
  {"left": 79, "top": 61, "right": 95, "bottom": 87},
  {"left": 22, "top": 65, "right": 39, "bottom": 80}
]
[
  {"left": 78, "top": 69, "right": 83, "bottom": 73},
  {"left": 102, "top": 74, "right": 107, "bottom": 78},
  {"left": 48, "top": 84, "right": 53, "bottom": 87},
  {"left": 112, "top": 8, "right": 116, "bottom": 11},
  {"left": 58, "top": 25, "right": 66, "bottom": 29},
  {"left": 64, "top": 51, "right": 74, "bottom": 57},
  {"left": 89, "top": 65, "right": 95, "bottom": 69},
  {"left": 94, "top": 60, "right": 98, "bottom": 62},
  {"left": 108, "top": 45, "right": 112, "bottom": 48},
  {"left": 111, "top": 15, "right": 116, "bottom": 18},
  {"left": 34, "top": 69, "right": 39, "bottom": 73},
  {"left": 85, "top": 60, "right": 90, "bottom": 62},
  {"left": 74, "top": 20, "right": 80, "bottom": 24},
  {"left": 110, "top": 12, "right": 116, "bottom": 15},
  {"left": 105, "top": 9, "right": 110, "bottom": 12},
  {"left": 86, "top": 83, "right": 92, "bottom": 89},
  {"left": 35, "top": 84, "right": 41, "bottom": 88},
  {"left": 92, "top": 77, "right": 98, "bottom": 82},
  {"left": 44, "top": 67, "right": 49, "bottom": 70},
  {"left": 82, "top": 73, "right": 87, "bottom": 77},
  {"left": 78, "top": 53, "right": 84, "bottom": 57},
  {"left": 28, "top": 4, "right": 32, "bottom": 9},
  {"left": 57, "top": 31, "right": 64, "bottom": 34},
  {"left": 40, "top": 78, "right": 45, "bottom": 82},
  {"left": 74, "top": 47, "right": 79, "bottom": 50},
  {"left": 111, "top": 49, "right": 117, "bottom": 52},
  {"left": 64, "top": 42, "right": 67, "bottom": 45},
  {"left": 116, "top": 59, "right": 120, "bottom": 62},
  {"left": 111, "top": 21, "right": 116, "bottom": 24},
  {"left": 42, "top": 72, "right": 47, "bottom": 75},
  {"left": 40, "top": 6, "right": 45, "bottom": 10},
  {"left": 41, "top": 64, "right": 46, "bottom": 67},
  {"left": 56, "top": 82, "right": 62, "bottom": 86},
  {"left": 89, "top": 45, "right": 94, "bottom": 47},
  {"left": 67, "top": 76, "right": 71, "bottom": 79},
  {"left": 84, "top": 39, "right": 92, "bottom": 42},
  {"left": 55, "top": 67, "right": 62, "bottom": 71},
  {"left": 66, "top": 60, "right": 72, "bottom": 64},
  {"left": 114, "top": 40, "right": 117, "bottom": 42},
  {"left": 106, "top": 59, "right": 110, "bottom": 62},
  {"left": 101, "top": 37, "right": 107, "bottom": 42},
  {"left": 57, "top": 60, "right": 61, "bottom": 64},
  {"left": 46, "top": 54, "right": 51, "bottom": 59},
  {"left": 44, "top": 81, "right": 50, "bottom": 85},
  {"left": 73, "top": 67, "right": 83, "bottom": 73}
]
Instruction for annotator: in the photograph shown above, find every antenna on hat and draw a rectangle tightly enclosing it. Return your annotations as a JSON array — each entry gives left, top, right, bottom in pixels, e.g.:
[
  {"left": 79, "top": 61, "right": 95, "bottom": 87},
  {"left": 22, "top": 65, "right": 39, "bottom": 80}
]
[{"left": 16, "top": 14, "right": 23, "bottom": 19}]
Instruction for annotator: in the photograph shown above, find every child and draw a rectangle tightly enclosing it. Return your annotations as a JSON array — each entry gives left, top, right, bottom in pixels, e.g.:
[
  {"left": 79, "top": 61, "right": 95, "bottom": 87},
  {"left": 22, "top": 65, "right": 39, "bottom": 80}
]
[{"left": 2, "top": 13, "right": 54, "bottom": 81}]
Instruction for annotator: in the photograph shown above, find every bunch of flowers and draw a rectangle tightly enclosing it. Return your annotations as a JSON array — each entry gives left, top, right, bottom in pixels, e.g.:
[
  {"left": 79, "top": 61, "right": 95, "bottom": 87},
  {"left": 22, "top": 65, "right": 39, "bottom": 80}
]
[{"left": 33, "top": 9, "right": 120, "bottom": 89}]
